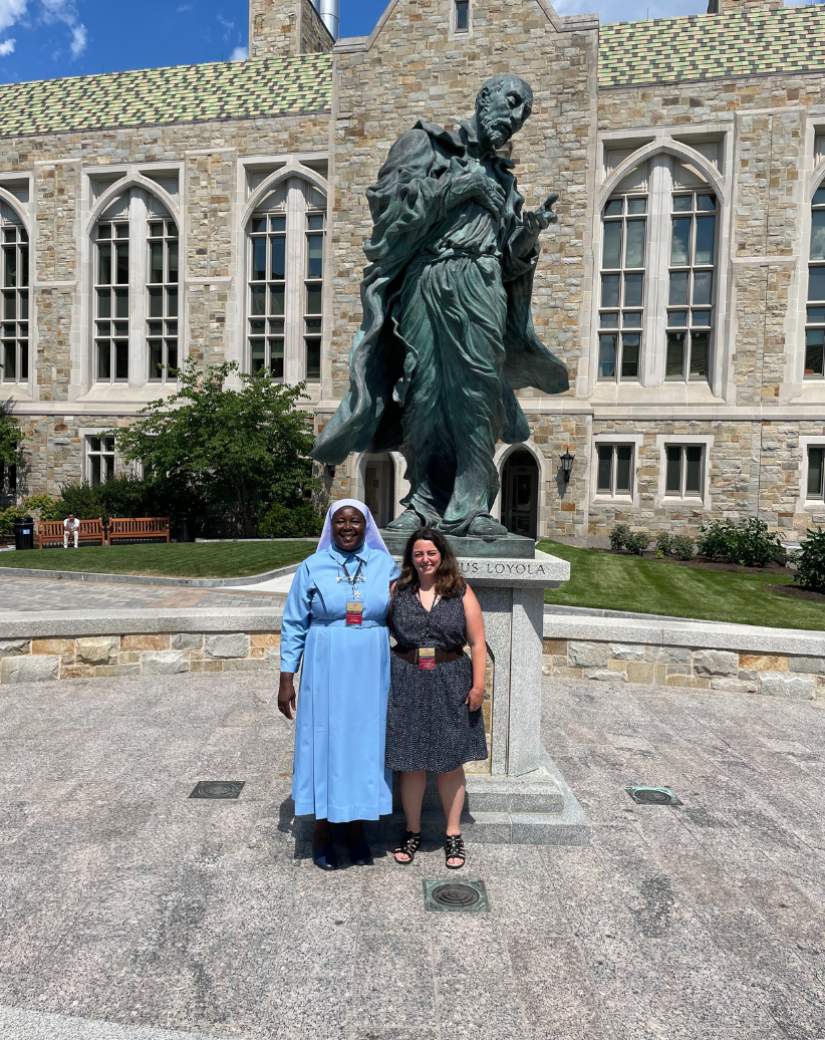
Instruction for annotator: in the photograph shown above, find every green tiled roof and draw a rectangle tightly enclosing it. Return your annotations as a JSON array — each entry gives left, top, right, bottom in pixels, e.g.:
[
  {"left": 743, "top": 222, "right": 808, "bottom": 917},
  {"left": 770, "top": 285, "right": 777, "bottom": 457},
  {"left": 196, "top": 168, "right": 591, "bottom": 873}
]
[
  {"left": 600, "top": 5, "right": 825, "bottom": 88},
  {"left": 0, "top": 52, "right": 332, "bottom": 138}
]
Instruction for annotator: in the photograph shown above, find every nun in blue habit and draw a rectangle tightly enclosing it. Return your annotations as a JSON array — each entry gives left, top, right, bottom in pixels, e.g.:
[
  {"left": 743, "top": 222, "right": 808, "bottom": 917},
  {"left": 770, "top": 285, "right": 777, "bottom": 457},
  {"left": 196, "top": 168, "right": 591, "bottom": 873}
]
[{"left": 278, "top": 498, "right": 399, "bottom": 870}]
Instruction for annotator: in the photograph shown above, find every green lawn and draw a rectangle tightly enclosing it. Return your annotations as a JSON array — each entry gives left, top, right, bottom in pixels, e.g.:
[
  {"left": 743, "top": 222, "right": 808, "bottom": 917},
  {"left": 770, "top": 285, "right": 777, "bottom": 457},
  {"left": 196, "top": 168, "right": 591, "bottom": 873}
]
[
  {"left": 3, "top": 536, "right": 822, "bottom": 630},
  {"left": 0, "top": 540, "right": 317, "bottom": 578},
  {"left": 539, "top": 539, "right": 825, "bottom": 631}
]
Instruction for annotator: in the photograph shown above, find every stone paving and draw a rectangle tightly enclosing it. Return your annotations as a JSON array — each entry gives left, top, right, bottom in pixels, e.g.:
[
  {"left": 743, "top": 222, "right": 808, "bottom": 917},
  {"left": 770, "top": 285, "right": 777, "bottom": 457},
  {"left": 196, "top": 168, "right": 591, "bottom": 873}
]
[
  {"left": 1, "top": 674, "right": 824, "bottom": 1040},
  {"left": 0, "top": 575, "right": 280, "bottom": 613}
]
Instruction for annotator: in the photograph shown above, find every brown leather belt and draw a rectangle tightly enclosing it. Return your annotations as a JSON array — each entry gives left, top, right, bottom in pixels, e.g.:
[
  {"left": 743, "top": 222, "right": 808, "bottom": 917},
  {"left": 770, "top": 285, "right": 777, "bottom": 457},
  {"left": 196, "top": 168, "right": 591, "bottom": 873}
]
[{"left": 392, "top": 647, "right": 464, "bottom": 665}]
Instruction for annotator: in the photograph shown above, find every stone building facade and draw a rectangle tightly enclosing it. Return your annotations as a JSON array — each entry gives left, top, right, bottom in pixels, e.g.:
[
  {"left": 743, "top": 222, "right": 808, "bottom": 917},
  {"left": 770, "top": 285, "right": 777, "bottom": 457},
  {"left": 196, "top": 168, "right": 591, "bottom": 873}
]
[{"left": 2, "top": 0, "right": 824, "bottom": 544}]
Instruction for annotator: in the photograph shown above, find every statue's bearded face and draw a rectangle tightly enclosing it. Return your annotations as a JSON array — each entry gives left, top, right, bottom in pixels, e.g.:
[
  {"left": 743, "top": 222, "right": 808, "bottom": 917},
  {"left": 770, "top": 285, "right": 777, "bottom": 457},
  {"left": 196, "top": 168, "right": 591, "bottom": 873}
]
[{"left": 476, "top": 76, "right": 533, "bottom": 151}]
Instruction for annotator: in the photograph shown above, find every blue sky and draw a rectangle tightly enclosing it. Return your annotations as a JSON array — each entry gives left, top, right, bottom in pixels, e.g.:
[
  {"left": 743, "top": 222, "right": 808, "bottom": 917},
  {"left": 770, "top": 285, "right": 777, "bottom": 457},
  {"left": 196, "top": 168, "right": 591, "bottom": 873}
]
[{"left": 0, "top": 0, "right": 815, "bottom": 83}]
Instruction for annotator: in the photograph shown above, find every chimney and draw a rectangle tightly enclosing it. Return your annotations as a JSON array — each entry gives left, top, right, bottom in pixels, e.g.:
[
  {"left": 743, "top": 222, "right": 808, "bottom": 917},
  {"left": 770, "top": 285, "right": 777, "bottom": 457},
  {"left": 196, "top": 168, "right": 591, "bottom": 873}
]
[
  {"left": 707, "top": 0, "right": 783, "bottom": 12},
  {"left": 317, "top": 0, "right": 339, "bottom": 40}
]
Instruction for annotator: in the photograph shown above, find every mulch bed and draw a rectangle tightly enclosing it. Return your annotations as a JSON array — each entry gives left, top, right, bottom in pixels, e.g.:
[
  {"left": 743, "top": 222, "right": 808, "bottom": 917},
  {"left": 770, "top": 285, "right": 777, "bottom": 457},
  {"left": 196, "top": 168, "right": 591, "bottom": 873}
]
[
  {"left": 605, "top": 549, "right": 789, "bottom": 575},
  {"left": 772, "top": 583, "right": 825, "bottom": 604}
]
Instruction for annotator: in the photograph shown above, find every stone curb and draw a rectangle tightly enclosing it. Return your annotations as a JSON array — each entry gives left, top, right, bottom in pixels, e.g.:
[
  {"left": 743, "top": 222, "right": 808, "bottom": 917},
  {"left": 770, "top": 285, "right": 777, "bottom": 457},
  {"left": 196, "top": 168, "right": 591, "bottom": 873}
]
[
  {"left": 0, "top": 608, "right": 281, "bottom": 639},
  {"left": 0, "top": 561, "right": 302, "bottom": 589},
  {"left": 543, "top": 613, "right": 825, "bottom": 656}
]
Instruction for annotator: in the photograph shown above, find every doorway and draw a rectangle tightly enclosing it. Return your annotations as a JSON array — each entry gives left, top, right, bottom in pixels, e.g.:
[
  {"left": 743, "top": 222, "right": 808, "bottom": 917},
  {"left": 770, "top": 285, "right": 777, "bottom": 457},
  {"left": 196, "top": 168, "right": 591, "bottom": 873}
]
[
  {"left": 501, "top": 449, "right": 539, "bottom": 538},
  {"left": 363, "top": 453, "right": 396, "bottom": 528}
]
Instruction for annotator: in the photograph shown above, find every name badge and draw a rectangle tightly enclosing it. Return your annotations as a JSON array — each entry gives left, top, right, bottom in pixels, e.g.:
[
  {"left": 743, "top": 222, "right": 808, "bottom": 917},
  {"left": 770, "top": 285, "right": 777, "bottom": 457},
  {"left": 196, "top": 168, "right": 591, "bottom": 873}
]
[
  {"left": 418, "top": 647, "right": 436, "bottom": 671},
  {"left": 346, "top": 601, "right": 364, "bottom": 627}
]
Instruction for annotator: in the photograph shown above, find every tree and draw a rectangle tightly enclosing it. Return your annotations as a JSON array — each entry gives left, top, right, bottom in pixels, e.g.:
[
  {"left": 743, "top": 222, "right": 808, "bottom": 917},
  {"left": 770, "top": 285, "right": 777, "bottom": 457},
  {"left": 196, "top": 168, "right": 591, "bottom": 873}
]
[
  {"left": 0, "top": 400, "right": 21, "bottom": 500},
  {"left": 115, "top": 363, "right": 316, "bottom": 536}
]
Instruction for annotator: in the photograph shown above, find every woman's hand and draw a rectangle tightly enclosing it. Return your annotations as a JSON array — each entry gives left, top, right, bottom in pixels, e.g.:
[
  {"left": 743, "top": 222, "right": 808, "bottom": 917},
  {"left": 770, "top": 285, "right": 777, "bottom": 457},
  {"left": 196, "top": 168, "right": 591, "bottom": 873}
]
[
  {"left": 466, "top": 686, "right": 485, "bottom": 712},
  {"left": 278, "top": 673, "right": 297, "bottom": 720}
]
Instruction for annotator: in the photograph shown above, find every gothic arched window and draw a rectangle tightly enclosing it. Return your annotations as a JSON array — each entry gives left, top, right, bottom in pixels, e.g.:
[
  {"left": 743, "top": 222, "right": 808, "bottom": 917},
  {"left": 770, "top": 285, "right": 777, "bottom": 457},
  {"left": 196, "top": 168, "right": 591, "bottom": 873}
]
[
  {"left": 93, "top": 188, "right": 178, "bottom": 384},
  {"left": 598, "top": 154, "right": 718, "bottom": 386},
  {"left": 804, "top": 184, "right": 825, "bottom": 379},
  {"left": 246, "top": 177, "right": 325, "bottom": 382}
]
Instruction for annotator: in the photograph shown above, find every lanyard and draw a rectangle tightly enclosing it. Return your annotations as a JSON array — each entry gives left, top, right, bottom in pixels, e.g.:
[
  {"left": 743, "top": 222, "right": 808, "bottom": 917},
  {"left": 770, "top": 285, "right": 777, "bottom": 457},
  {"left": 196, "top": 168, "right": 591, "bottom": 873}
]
[{"left": 338, "top": 557, "right": 365, "bottom": 599}]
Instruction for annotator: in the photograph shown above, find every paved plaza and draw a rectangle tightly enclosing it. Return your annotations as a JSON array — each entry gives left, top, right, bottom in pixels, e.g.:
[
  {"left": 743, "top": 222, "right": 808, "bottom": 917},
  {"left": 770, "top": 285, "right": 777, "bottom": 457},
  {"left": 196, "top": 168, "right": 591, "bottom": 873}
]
[
  {"left": 0, "top": 574, "right": 281, "bottom": 614},
  {"left": 1, "top": 672, "right": 824, "bottom": 1040}
]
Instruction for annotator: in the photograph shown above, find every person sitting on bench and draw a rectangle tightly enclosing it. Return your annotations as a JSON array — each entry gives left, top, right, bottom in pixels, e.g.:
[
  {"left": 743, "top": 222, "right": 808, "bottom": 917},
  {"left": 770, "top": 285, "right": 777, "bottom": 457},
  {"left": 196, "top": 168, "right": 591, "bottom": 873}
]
[{"left": 63, "top": 514, "right": 80, "bottom": 549}]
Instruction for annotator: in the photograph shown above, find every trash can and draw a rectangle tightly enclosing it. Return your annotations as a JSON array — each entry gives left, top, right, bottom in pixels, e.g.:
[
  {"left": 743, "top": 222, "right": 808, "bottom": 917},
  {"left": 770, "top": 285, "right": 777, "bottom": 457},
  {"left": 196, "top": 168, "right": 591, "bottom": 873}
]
[
  {"left": 13, "top": 516, "right": 34, "bottom": 551},
  {"left": 173, "top": 517, "right": 195, "bottom": 543}
]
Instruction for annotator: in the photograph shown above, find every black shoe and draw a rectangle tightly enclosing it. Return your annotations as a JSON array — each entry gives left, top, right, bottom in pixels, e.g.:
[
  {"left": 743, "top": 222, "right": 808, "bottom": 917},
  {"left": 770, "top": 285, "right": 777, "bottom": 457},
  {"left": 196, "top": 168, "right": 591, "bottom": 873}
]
[
  {"left": 312, "top": 842, "right": 339, "bottom": 871},
  {"left": 344, "top": 822, "right": 373, "bottom": 866}
]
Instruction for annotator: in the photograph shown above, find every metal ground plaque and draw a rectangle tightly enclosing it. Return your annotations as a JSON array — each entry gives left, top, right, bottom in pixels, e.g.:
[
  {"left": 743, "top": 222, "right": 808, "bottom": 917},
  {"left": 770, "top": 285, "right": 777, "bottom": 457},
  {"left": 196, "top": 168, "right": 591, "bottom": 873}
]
[
  {"left": 626, "top": 785, "right": 682, "bottom": 807},
  {"left": 423, "top": 880, "right": 489, "bottom": 913},
  {"left": 189, "top": 781, "right": 245, "bottom": 800}
]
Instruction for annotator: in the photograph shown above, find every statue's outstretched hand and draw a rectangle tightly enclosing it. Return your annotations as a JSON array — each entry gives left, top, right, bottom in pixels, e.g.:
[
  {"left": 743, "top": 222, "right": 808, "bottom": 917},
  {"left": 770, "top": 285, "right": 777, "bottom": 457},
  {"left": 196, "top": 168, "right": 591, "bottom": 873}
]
[
  {"left": 511, "top": 193, "right": 559, "bottom": 258},
  {"left": 524, "top": 193, "right": 559, "bottom": 234},
  {"left": 450, "top": 166, "right": 506, "bottom": 216}
]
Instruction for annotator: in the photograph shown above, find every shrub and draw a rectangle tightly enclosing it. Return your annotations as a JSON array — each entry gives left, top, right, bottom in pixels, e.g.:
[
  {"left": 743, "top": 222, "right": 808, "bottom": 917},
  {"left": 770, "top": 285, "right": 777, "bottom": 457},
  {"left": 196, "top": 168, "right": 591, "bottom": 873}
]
[
  {"left": 793, "top": 527, "right": 825, "bottom": 594},
  {"left": 698, "top": 517, "right": 784, "bottom": 567},
  {"left": 655, "top": 531, "right": 672, "bottom": 557},
  {"left": 625, "top": 531, "right": 650, "bottom": 556},
  {"left": 670, "top": 534, "right": 695, "bottom": 561},
  {"left": 22, "top": 494, "right": 62, "bottom": 520},
  {"left": 259, "top": 501, "right": 324, "bottom": 539},
  {"left": 609, "top": 523, "right": 631, "bottom": 552},
  {"left": 736, "top": 516, "right": 786, "bottom": 567},
  {"left": 0, "top": 504, "right": 27, "bottom": 537},
  {"left": 55, "top": 483, "right": 105, "bottom": 521}
]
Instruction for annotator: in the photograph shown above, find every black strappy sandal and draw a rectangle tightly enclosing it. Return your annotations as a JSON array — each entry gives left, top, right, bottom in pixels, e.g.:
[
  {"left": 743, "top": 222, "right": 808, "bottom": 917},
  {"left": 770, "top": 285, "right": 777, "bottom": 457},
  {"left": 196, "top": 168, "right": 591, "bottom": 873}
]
[
  {"left": 392, "top": 830, "right": 421, "bottom": 865},
  {"left": 444, "top": 833, "right": 466, "bottom": 870}
]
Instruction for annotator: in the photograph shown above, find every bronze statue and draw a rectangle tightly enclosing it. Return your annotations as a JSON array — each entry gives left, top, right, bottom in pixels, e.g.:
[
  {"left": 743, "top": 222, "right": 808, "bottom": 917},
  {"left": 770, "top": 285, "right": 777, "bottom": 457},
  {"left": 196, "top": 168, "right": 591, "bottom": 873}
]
[{"left": 312, "top": 74, "right": 569, "bottom": 537}]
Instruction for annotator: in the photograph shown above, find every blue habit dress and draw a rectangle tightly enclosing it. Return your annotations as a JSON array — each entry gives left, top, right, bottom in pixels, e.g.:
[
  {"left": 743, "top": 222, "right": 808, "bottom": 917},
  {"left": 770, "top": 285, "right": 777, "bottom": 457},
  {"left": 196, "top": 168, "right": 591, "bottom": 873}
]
[{"left": 279, "top": 544, "right": 400, "bottom": 822}]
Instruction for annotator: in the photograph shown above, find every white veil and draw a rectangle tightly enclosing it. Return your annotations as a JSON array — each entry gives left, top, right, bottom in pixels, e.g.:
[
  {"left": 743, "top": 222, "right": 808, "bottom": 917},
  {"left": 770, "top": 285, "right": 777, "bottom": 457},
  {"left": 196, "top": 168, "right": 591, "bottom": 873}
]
[{"left": 316, "top": 498, "right": 390, "bottom": 555}]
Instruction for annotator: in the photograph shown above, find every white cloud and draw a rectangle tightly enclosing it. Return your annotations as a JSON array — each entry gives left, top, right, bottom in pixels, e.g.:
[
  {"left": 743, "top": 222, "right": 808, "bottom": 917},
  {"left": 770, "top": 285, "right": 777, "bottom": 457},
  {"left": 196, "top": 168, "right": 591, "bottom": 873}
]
[
  {"left": 69, "top": 20, "right": 84, "bottom": 56},
  {"left": 0, "top": 0, "right": 26, "bottom": 34},
  {"left": 39, "top": 0, "right": 86, "bottom": 59},
  {"left": 0, "top": 36, "right": 15, "bottom": 55},
  {"left": 230, "top": 44, "right": 248, "bottom": 62}
]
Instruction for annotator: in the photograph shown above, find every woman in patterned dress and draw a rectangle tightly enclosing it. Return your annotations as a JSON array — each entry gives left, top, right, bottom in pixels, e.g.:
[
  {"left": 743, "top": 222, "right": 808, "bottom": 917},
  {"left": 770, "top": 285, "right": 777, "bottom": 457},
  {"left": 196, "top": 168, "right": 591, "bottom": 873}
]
[{"left": 385, "top": 528, "right": 487, "bottom": 869}]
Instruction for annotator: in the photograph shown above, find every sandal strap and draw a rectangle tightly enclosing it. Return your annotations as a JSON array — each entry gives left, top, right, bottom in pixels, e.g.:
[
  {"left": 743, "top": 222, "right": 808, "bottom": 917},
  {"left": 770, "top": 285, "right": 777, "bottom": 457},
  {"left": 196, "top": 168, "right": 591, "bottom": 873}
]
[
  {"left": 393, "top": 830, "right": 422, "bottom": 856},
  {"left": 444, "top": 833, "right": 465, "bottom": 858}
]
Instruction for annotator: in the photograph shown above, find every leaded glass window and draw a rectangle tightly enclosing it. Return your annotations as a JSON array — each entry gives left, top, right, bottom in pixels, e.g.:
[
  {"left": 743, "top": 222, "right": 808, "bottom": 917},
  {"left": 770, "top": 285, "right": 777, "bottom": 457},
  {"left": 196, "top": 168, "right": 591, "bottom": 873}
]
[
  {"left": 664, "top": 444, "right": 704, "bottom": 498},
  {"left": 94, "top": 219, "right": 130, "bottom": 382},
  {"left": 599, "top": 195, "right": 646, "bottom": 382},
  {"left": 596, "top": 443, "right": 634, "bottom": 496},
  {"left": 805, "top": 186, "right": 825, "bottom": 379},
  {"left": 147, "top": 218, "right": 179, "bottom": 382},
  {"left": 666, "top": 191, "right": 716, "bottom": 382},
  {"left": 86, "top": 435, "right": 115, "bottom": 486},
  {"left": 0, "top": 204, "right": 29, "bottom": 384},
  {"left": 807, "top": 446, "right": 825, "bottom": 502}
]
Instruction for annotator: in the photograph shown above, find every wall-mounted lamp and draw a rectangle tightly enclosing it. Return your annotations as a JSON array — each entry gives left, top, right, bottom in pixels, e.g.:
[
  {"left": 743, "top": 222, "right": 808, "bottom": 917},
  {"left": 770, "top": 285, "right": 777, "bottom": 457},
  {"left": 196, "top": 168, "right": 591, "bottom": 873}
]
[
  {"left": 559, "top": 447, "right": 575, "bottom": 484},
  {"left": 324, "top": 464, "right": 336, "bottom": 479}
]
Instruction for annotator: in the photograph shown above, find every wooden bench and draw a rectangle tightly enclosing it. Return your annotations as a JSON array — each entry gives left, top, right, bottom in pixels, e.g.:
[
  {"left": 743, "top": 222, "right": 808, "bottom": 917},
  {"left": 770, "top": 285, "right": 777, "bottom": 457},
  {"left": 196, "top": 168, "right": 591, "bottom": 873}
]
[
  {"left": 107, "top": 517, "right": 171, "bottom": 545},
  {"left": 36, "top": 518, "right": 105, "bottom": 549}
]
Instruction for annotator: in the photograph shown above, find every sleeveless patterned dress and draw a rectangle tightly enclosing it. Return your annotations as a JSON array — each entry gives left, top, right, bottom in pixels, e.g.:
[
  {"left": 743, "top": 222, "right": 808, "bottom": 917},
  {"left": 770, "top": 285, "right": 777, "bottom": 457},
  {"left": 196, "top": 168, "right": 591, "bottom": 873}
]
[{"left": 386, "top": 585, "right": 488, "bottom": 774}]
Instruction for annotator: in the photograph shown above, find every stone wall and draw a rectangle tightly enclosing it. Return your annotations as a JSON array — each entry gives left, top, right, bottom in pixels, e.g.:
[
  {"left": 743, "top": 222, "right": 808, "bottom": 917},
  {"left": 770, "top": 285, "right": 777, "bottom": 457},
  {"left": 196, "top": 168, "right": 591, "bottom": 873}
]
[
  {"left": 300, "top": 0, "right": 334, "bottom": 54},
  {"left": 0, "top": 631, "right": 280, "bottom": 684},
  {"left": 3, "top": 107, "right": 329, "bottom": 493},
  {"left": 3, "top": 617, "right": 822, "bottom": 703},
  {"left": 544, "top": 637, "right": 824, "bottom": 701},
  {"left": 249, "top": 0, "right": 300, "bottom": 58}
]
